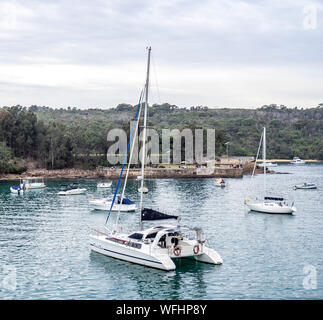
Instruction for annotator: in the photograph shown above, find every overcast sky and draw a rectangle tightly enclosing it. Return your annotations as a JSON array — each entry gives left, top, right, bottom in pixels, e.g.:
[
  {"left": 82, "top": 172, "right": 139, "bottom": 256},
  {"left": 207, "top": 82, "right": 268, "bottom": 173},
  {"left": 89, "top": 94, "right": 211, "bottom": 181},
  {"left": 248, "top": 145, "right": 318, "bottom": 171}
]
[{"left": 0, "top": 0, "right": 322, "bottom": 109}]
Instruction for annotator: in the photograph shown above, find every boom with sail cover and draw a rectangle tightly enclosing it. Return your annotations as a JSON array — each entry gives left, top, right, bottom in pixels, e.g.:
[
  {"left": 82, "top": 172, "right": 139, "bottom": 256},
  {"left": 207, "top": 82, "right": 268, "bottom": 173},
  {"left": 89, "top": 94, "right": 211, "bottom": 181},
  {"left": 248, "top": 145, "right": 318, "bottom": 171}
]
[{"left": 141, "top": 208, "right": 178, "bottom": 221}]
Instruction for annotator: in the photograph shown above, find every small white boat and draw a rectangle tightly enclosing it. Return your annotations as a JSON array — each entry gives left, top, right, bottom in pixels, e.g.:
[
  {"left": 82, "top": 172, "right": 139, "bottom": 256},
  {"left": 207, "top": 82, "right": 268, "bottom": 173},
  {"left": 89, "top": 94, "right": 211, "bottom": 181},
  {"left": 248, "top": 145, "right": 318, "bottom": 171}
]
[
  {"left": 258, "top": 162, "right": 277, "bottom": 167},
  {"left": 215, "top": 178, "right": 225, "bottom": 187},
  {"left": 20, "top": 177, "right": 45, "bottom": 190},
  {"left": 89, "top": 195, "right": 136, "bottom": 212},
  {"left": 58, "top": 183, "right": 87, "bottom": 195},
  {"left": 97, "top": 181, "right": 112, "bottom": 188},
  {"left": 138, "top": 186, "right": 148, "bottom": 193},
  {"left": 290, "top": 157, "right": 306, "bottom": 164},
  {"left": 10, "top": 185, "right": 24, "bottom": 194},
  {"left": 294, "top": 183, "right": 317, "bottom": 190}
]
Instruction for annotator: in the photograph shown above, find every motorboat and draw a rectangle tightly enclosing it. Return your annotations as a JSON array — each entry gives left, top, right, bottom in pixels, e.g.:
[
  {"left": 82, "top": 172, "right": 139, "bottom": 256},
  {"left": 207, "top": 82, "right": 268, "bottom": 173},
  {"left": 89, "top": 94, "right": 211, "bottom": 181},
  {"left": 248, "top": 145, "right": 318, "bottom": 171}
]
[
  {"left": 258, "top": 162, "right": 277, "bottom": 167},
  {"left": 89, "top": 195, "right": 136, "bottom": 212},
  {"left": 58, "top": 183, "right": 87, "bottom": 195},
  {"left": 215, "top": 178, "right": 226, "bottom": 187},
  {"left": 10, "top": 185, "right": 24, "bottom": 194},
  {"left": 290, "top": 157, "right": 306, "bottom": 164},
  {"left": 20, "top": 177, "right": 45, "bottom": 190},
  {"left": 245, "top": 127, "right": 296, "bottom": 214},
  {"left": 97, "top": 181, "right": 112, "bottom": 188},
  {"left": 90, "top": 47, "right": 222, "bottom": 270},
  {"left": 294, "top": 183, "right": 317, "bottom": 190}
]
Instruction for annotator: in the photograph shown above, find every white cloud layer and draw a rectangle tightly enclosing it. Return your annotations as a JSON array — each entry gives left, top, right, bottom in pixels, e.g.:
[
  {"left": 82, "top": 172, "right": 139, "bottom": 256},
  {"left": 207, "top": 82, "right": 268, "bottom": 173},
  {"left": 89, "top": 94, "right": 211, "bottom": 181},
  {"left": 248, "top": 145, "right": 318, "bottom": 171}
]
[{"left": 0, "top": 0, "right": 322, "bottom": 108}]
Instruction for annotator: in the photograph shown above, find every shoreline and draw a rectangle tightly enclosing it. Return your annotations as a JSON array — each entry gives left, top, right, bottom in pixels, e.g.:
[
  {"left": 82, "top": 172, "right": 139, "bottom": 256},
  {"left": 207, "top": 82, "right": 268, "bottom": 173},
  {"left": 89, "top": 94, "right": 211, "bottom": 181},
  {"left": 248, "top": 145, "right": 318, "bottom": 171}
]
[
  {"left": 0, "top": 165, "right": 274, "bottom": 181},
  {"left": 256, "top": 159, "right": 323, "bottom": 163}
]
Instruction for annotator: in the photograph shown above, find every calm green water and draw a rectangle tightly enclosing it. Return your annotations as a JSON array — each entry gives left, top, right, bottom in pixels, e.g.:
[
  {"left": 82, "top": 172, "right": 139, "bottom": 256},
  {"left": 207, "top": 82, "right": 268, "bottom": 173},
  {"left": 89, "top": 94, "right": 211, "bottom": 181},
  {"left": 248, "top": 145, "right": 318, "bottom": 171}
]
[{"left": 0, "top": 164, "right": 322, "bottom": 299}]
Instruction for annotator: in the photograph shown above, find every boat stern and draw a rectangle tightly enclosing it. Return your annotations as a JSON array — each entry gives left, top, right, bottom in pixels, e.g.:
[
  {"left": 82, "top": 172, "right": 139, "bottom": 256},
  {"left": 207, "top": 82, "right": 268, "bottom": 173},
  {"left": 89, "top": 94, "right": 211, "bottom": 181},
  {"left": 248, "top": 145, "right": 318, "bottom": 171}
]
[{"left": 194, "top": 246, "right": 223, "bottom": 265}]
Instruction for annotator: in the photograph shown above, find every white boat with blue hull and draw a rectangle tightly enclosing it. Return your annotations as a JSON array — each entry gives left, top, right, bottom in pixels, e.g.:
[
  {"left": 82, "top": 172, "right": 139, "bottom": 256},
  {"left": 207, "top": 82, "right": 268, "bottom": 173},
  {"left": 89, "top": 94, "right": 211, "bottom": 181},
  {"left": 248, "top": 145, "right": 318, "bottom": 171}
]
[
  {"left": 10, "top": 185, "right": 24, "bottom": 194},
  {"left": 90, "top": 47, "right": 222, "bottom": 270}
]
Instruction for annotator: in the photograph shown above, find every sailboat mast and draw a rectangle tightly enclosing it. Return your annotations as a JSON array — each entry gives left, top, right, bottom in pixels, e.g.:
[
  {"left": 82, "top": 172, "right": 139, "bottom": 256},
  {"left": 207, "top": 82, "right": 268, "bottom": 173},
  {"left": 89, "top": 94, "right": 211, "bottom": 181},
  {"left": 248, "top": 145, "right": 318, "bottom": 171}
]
[
  {"left": 263, "top": 127, "right": 266, "bottom": 196},
  {"left": 139, "top": 46, "right": 151, "bottom": 230}
]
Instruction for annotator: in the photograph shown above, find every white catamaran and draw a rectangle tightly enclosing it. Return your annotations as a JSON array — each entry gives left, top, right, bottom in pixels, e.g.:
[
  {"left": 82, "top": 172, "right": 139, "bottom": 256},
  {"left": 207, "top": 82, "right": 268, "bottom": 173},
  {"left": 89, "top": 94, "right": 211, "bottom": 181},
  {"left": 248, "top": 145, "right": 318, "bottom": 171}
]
[
  {"left": 90, "top": 47, "right": 223, "bottom": 270},
  {"left": 245, "top": 127, "right": 296, "bottom": 214}
]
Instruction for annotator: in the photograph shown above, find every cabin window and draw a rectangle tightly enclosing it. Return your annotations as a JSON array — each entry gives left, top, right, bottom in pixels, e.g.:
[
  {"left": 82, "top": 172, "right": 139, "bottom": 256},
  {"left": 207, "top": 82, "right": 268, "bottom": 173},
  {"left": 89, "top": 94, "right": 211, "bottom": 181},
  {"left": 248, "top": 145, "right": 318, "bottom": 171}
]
[
  {"left": 146, "top": 232, "right": 158, "bottom": 239},
  {"left": 128, "top": 233, "right": 143, "bottom": 240}
]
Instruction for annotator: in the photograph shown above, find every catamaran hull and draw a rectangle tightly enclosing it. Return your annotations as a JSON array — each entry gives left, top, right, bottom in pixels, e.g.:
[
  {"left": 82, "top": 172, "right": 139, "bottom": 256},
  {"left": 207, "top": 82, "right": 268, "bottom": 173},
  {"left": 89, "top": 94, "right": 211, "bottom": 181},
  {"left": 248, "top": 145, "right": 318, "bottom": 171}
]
[
  {"left": 89, "top": 199, "right": 136, "bottom": 212},
  {"left": 90, "top": 235, "right": 176, "bottom": 271},
  {"left": 247, "top": 202, "right": 296, "bottom": 214},
  {"left": 90, "top": 235, "right": 222, "bottom": 270},
  {"left": 187, "top": 247, "right": 223, "bottom": 265}
]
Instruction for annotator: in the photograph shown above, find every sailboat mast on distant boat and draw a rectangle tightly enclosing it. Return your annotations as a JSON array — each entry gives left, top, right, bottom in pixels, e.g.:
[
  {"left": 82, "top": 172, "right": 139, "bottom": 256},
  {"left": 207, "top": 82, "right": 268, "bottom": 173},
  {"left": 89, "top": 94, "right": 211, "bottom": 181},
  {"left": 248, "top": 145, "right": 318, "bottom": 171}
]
[{"left": 263, "top": 126, "right": 266, "bottom": 196}]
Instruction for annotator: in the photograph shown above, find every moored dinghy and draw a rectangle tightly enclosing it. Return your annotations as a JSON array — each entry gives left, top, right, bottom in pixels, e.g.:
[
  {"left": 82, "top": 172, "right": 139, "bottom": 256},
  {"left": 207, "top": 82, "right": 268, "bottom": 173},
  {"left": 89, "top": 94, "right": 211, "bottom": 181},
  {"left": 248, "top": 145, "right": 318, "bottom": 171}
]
[
  {"left": 294, "top": 183, "right": 317, "bottom": 190},
  {"left": 215, "top": 178, "right": 225, "bottom": 187},
  {"left": 97, "top": 181, "right": 112, "bottom": 188},
  {"left": 138, "top": 186, "right": 148, "bottom": 193},
  {"left": 58, "top": 183, "right": 87, "bottom": 195}
]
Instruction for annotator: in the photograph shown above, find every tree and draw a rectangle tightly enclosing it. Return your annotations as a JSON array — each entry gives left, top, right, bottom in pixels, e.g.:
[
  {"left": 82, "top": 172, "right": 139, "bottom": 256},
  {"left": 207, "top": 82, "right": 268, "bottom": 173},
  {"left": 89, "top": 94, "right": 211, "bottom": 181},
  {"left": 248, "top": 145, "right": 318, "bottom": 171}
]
[{"left": 0, "top": 142, "right": 12, "bottom": 173}]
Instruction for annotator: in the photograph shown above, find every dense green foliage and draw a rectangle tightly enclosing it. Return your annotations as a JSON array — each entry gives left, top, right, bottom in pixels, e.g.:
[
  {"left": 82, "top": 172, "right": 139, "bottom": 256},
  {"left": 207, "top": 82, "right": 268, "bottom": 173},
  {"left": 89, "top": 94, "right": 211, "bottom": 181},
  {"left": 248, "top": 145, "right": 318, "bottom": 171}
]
[{"left": 0, "top": 103, "right": 322, "bottom": 173}]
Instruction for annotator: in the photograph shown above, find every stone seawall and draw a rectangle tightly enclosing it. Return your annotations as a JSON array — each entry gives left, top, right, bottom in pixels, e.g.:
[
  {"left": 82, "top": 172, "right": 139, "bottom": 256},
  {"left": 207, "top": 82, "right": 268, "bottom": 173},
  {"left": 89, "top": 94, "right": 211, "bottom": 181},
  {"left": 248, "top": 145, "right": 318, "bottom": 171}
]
[{"left": 0, "top": 167, "right": 244, "bottom": 180}]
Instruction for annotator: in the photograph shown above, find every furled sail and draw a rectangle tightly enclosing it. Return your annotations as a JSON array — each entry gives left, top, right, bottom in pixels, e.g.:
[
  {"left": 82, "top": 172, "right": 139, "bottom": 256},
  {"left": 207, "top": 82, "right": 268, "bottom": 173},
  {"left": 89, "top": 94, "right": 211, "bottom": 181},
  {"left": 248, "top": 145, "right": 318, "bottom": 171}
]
[
  {"left": 141, "top": 208, "right": 178, "bottom": 221},
  {"left": 264, "top": 197, "right": 284, "bottom": 201}
]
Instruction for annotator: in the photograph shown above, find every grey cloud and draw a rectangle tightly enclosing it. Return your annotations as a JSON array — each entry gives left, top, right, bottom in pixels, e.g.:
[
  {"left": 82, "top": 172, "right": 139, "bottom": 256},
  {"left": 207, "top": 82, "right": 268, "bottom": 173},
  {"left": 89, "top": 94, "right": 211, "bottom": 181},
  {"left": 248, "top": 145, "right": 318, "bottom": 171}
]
[{"left": 0, "top": 0, "right": 322, "bottom": 108}]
